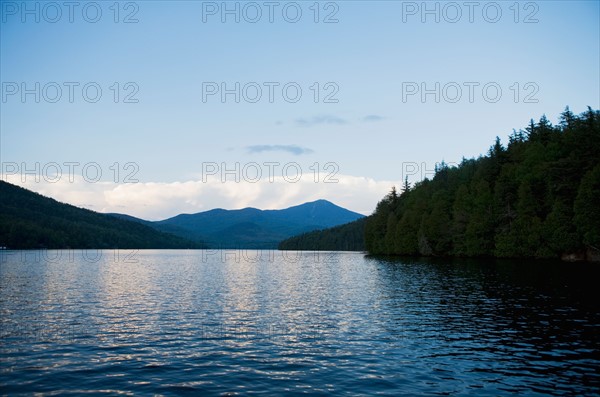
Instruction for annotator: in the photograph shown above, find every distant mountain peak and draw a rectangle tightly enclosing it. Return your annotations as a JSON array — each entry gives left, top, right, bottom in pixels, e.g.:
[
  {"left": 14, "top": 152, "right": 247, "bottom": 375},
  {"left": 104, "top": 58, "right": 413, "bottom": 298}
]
[
  {"left": 155, "top": 199, "right": 364, "bottom": 248},
  {"left": 0, "top": 183, "right": 364, "bottom": 250}
]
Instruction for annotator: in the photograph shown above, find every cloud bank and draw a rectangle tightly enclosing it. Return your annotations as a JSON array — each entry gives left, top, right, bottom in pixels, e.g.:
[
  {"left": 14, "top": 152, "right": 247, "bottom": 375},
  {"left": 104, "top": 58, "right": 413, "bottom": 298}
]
[{"left": 2, "top": 173, "right": 400, "bottom": 221}]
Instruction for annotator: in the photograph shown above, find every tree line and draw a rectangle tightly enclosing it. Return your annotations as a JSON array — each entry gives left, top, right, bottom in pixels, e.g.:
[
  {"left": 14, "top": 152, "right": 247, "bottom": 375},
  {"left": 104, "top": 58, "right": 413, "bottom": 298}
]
[
  {"left": 0, "top": 181, "right": 202, "bottom": 249},
  {"left": 278, "top": 217, "right": 366, "bottom": 251},
  {"left": 365, "top": 107, "right": 600, "bottom": 260}
]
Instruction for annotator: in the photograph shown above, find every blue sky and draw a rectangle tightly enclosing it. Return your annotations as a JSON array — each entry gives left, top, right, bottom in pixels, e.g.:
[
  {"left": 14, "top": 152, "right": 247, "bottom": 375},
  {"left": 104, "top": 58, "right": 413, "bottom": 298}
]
[{"left": 1, "top": 1, "right": 599, "bottom": 219}]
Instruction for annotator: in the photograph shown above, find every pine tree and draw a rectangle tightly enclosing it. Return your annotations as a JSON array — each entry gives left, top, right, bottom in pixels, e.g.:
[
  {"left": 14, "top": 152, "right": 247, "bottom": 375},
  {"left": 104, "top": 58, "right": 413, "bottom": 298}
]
[
  {"left": 401, "top": 177, "right": 411, "bottom": 195},
  {"left": 363, "top": 108, "right": 599, "bottom": 260},
  {"left": 574, "top": 165, "right": 600, "bottom": 250}
]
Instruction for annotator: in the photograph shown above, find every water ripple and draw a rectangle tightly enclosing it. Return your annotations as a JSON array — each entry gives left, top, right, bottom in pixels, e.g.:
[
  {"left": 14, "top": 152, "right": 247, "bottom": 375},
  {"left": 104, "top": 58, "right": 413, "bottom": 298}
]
[{"left": 1, "top": 251, "right": 599, "bottom": 396}]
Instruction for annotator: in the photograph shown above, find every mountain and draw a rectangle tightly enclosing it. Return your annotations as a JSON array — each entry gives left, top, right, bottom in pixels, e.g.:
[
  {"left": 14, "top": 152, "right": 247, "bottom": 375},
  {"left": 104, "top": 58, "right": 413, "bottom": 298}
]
[
  {"left": 153, "top": 199, "right": 365, "bottom": 248},
  {"left": 106, "top": 212, "right": 153, "bottom": 226},
  {"left": 365, "top": 107, "right": 600, "bottom": 261},
  {"left": 278, "top": 217, "right": 367, "bottom": 251},
  {"left": 0, "top": 181, "right": 364, "bottom": 250},
  {"left": 0, "top": 181, "right": 202, "bottom": 249}
]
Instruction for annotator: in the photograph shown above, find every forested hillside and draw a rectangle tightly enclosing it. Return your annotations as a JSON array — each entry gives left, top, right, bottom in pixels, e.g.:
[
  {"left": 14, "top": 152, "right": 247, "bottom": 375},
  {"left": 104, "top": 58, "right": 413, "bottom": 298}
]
[
  {"left": 365, "top": 107, "right": 600, "bottom": 261},
  {"left": 278, "top": 217, "right": 367, "bottom": 251},
  {"left": 0, "top": 181, "right": 202, "bottom": 249}
]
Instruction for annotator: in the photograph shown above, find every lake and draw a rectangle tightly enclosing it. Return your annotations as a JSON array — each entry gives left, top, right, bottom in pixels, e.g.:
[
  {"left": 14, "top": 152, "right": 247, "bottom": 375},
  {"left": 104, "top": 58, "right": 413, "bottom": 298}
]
[{"left": 1, "top": 250, "right": 599, "bottom": 395}]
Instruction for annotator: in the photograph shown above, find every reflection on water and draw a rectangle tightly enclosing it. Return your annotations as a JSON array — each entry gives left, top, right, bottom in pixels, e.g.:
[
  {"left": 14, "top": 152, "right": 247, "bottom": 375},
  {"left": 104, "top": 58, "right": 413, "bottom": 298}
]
[{"left": 1, "top": 250, "right": 599, "bottom": 395}]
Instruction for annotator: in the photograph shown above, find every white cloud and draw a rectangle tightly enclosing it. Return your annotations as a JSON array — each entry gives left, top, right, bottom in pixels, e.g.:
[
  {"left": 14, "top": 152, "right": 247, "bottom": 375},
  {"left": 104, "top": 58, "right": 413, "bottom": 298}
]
[
  {"left": 2, "top": 173, "right": 401, "bottom": 221},
  {"left": 295, "top": 114, "right": 347, "bottom": 127},
  {"left": 363, "top": 114, "right": 385, "bottom": 122},
  {"left": 246, "top": 145, "right": 314, "bottom": 155}
]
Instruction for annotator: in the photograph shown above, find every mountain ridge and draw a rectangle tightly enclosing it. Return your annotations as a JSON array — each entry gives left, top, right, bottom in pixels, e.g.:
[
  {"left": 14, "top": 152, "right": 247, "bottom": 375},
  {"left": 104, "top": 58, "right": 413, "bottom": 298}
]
[
  {"left": 0, "top": 181, "right": 202, "bottom": 249},
  {"left": 0, "top": 181, "right": 364, "bottom": 250},
  {"left": 151, "top": 199, "right": 364, "bottom": 248}
]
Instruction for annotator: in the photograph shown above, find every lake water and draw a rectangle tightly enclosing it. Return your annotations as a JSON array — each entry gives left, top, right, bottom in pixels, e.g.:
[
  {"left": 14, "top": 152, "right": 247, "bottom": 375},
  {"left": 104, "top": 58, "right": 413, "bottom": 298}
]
[{"left": 1, "top": 250, "right": 599, "bottom": 396}]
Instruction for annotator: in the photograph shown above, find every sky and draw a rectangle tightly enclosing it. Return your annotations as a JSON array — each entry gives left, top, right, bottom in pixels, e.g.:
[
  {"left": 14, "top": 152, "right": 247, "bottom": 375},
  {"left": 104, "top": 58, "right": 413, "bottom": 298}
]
[{"left": 1, "top": 0, "right": 599, "bottom": 220}]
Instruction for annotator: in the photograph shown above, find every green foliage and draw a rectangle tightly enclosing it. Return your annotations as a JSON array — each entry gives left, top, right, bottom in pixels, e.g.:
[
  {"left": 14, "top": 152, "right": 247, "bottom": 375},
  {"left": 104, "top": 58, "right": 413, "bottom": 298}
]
[
  {"left": 365, "top": 107, "right": 600, "bottom": 259},
  {"left": 278, "top": 218, "right": 367, "bottom": 251},
  {"left": 0, "top": 181, "right": 202, "bottom": 249},
  {"left": 574, "top": 164, "right": 600, "bottom": 249}
]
